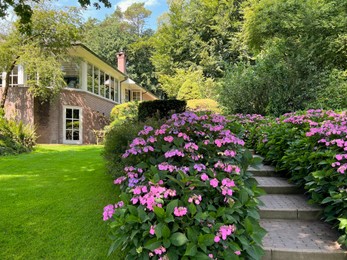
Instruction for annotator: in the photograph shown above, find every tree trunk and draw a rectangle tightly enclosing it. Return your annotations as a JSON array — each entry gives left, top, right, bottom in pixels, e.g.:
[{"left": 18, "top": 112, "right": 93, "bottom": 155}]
[{"left": 0, "top": 58, "right": 19, "bottom": 109}]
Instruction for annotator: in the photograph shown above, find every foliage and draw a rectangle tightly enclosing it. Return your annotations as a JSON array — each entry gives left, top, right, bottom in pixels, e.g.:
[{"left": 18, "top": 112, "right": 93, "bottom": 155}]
[
  {"left": 219, "top": 42, "right": 326, "bottom": 116},
  {"left": 123, "top": 2, "right": 151, "bottom": 36},
  {"left": 0, "top": 113, "right": 36, "bottom": 155},
  {"left": 0, "top": 145, "right": 116, "bottom": 259},
  {"left": 236, "top": 110, "right": 347, "bottom": 246},
  {"left": 104, "top": 112, "right": 265, "bottom": 259},
  {"left": 82, "top": 4, "right": 158, "bottom": 94},
  {"left": 0, "top": 6, "right": 82, "bottom": 108},
  {"left": 177, "top": 79, "right": 202, "bottom": 101},
  {"left": 0, "top": 0, "right": 110, "bottom": 30},
  {"left": 221, "top": 0, "right": 347, "bottom": 115},
  {"left": 152, "top": 0, "right": 246, "bottom": 80},
  {"left": 158, "top": 67, "right": 216, "bottom": 99},
  {"left": 138, "top": 100, "right": 186, "bottom": 122},
  {"left": 242, "top": 0, "right": 347, "bottom": 69},
  {"left": 110, "top": 101, "right": 139, "bottom": 123},
  {"left": 187, "top": 99, "right": 221, "bottom": 114},
  {"left": 314, "top": 69, "right": 347, "bottom": 110},
  {"left": 103, "top": 118, "right": 164, "bottom": 177}
]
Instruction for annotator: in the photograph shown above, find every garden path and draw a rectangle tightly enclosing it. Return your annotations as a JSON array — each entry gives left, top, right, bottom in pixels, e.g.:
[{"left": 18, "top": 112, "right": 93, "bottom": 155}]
[{"left": 249, "top": 159, "right": 347, "bottom": 260}]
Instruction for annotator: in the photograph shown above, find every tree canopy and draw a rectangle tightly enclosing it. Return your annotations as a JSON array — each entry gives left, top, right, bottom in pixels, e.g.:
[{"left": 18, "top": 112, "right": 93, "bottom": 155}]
[
  {"left": 0, "top": 0, "right": 110, "bottom": 28},
  {"left": 0, "top": 6, "right": 82, "bottom": 108}
]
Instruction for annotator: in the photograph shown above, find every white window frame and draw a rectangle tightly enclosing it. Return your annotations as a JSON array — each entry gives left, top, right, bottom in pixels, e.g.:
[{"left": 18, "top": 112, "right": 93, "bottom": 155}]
[
  {"left": 63, "top": 105, "right": 83, "bottom": 144},
  {"left": 132, "top": 91, "right": 141, "bottom": 101}
]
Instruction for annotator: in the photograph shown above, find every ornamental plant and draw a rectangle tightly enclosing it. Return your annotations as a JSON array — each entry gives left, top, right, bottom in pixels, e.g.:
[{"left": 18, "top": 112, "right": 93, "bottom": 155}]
[
  {"left": 237, "top": 109, "right": 347, "bottom": 246},
  {"left": 104, "top": 112, "right": 265, "bottom": 259}
]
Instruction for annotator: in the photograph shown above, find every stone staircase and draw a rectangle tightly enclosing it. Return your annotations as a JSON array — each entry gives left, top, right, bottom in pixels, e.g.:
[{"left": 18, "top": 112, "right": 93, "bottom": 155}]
[{"left": 249, "top": 162, "right": 347, "bottom": 260}]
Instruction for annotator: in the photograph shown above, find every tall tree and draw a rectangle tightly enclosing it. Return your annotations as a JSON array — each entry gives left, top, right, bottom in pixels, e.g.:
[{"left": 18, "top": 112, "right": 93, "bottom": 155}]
[
  {"left": 124, "top": 2, "right": 151, "bottom": 36},
  {"left": 0, "top": 6, "right": 82, "bottom": 109},
  {"left": 82, "top": 3, "right": 158, "bottom": 93},
  {"left": 151, "top": 0, "right": 246, "bottom": 79}
]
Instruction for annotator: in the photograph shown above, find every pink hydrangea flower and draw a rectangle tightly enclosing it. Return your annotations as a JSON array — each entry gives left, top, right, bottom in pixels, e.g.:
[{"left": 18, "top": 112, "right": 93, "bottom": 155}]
[
  {"left": 149, "top": 225, "right": 155, "bottom": 235},
  {"left": 188, "top": 194, "right": 202, "bottom": 205},
  {"left": 114, "top": 176, "right": 126, "bottom": 185},
  {"left": 210, "top": 178, "right": 219, "bottom": 188},
  {"left": 153, "top": 246, "right": 166, "bottom": 255},
  {"left": 201, "top": 173, "right": 209, "bottom": 181},
  {"left": 235, "top": 251, "right": 241, "bottom": 255},
  {"left": 214, "top": 236, "right": 220, "bottom": 243},
  {"left": 103, "top": 204, "right": 115, "bottom": 221},
  {"left": 174, "top": 207, "right": 188, "bottom": 217},
  {"left": 164, "top": 136, "right": 174, "bottom": 143}
]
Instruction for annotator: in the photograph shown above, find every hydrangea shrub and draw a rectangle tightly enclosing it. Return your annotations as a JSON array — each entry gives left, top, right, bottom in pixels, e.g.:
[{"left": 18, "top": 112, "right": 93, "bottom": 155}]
[
  {"left": 236, "top": 109, "right": 347, "bottom": 246},
  {"left": 104, "top": 112, "right": 265, "bottom": 259}
]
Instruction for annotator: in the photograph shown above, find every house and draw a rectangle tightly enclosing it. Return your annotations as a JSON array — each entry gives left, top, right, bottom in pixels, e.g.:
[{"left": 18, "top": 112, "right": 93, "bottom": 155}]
[{"left": 0, "top": 43, "right": 157, "bottom": 144}]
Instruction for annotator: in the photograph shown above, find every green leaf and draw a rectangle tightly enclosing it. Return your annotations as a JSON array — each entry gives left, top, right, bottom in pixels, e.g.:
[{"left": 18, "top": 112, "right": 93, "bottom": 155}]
[
  {"left": 184, "top": 243, "right": 197, "bottom": 256},
  {"left": 338, "top": 218, "right": 347, "bottom": 230},
  {"left": 125, "top": 215, "right": 140, "bottom": 223},
  {"left": 166, "top": 199, "right": 178, "bottom": 215},
  {"left": 187, "top": 227, "right": 199, "bottom": 242},
  {"left": 188, "top": 203, "right": 197, "bottom": 216},
  {"left": 153, "top": 206, "right": 166, "bottom": 219},
  {"left": 198, "top": 234, "right": 215, "bottom": 247},
  {"left": 128, "top": 205, "right": 138, "bottom": 216},
  {"left": 162, "top": 225, "right": 171, "bottom": 239},
  {"left": 163, "top": 238, "right": 171, "bottom": 248},
  {"left": 321, "top": 197, "right": 334, "bottom": 204},
  {"left": 144, "top": 238, "right": 162, "bottom": 251},
  {"left": 239, "top": 189, "right": 249, "bottom": 204},
  {"left": 170, "top": 232, "right": 188, "bottom": 246},
  {"left": 193, "top": 252, "right": 211, "bottom": 260},
  {"left": 138, "top": 207, "right": 149, "bottom": 222}
]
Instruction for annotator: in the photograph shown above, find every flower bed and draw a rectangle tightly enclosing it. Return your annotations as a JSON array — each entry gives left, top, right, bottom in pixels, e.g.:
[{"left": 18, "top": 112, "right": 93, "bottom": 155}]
[
  {"left": 235, "top": 110, "right": 347, "bottom": 246},
  {"left": 103, "top": 112, "right": 265, "bottom": 259}
]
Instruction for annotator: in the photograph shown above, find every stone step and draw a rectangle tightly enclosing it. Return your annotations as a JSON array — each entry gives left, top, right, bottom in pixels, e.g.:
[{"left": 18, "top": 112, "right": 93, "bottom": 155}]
[
  {"left": 255, "top": 176, "right": 302, "bottom": 194},
  {"left": 261, "top": 219, "right": 347, "bottom": 260},
  {"left": 259, "top": 194, "right": 322, "bottom": 220},
  {"left": 248, "top": 165, "right": 276, "bottom": 177}
]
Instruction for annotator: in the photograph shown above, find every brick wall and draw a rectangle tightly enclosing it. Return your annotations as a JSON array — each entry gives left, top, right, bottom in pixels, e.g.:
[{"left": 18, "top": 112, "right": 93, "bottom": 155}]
[
  {"left": 35, "top": 89, "right": 115, "bottom": 144},
  {"left": 0, "top": 87, "right": 34, "bottom": 125}
]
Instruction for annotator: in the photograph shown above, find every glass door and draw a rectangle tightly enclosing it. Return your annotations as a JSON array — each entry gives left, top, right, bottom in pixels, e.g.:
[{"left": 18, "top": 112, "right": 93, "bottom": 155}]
[{"left": 63, "top": 107, "right": 82, "bottom": 144}]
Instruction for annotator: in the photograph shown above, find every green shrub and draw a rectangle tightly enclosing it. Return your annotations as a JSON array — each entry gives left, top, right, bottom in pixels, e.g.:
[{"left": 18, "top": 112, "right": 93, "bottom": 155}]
[
  {"left": 110, "top": 101, "right": 139, "bottom": 122},
  {"left": 177, "top": 79, "right": 202, "bottom": 100},
  {"left": 104, "top": 112, "right": 265, "bottom": 259},
  {"left": 235, "top": 110, "right": 347, "bottom": 246},
  {"left": 0, "top": 113, "right": 37, "bottom": 156},
  {"left": 187, "top": 99, "right": 221, "bottom": 113},
  {"left": 219, "top": 43, "right": 326, "bottom": 116},
  {"left": 103, "top": 118, "right": 164, "bottom": 177},
  {"left": 138, "top": 100, "right": 186, "bottom": 121}
]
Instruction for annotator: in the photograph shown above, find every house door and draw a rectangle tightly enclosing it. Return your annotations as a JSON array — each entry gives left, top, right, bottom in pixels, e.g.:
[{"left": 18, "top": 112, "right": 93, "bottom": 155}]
[{"left": 63, "top": 106, "right": 82, "bottom": 144}]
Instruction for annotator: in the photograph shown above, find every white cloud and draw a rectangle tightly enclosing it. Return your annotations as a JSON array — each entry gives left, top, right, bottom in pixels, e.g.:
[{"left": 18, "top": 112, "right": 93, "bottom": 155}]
[{"left": 115, "top": 0, "right": 159, "bottom": 11}]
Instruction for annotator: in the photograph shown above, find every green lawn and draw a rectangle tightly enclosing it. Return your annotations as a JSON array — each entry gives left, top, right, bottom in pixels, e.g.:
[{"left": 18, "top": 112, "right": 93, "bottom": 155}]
[{"left": 0, "top": 145, "right": 117, "bottom": 260}]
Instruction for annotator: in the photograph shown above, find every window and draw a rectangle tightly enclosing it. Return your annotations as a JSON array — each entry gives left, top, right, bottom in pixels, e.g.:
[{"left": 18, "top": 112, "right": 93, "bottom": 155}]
[
  {"left": 100, "top": 71, "right": 105, "bottom": 97},
  {"left": 125, "top": 89, "right": 130, "bottom": 102},
  {"left": 132, "top": 91, "right": 141, "bottom": 101},
  {"left": 64, "top": 107, "right": 82, "bottom": 144},
  {"left": 62, "top": 62, "right": 80, "bottom": 89},
  {"left": 86, "top": 63, "right": 120, "bottom": 102},
  {"left": 9, "top": 66, "right": 18, "bottom": 87},
  {"left": 114, "top": 78, "right": 119, "bottom": 102},
  {"left": 87, "top": 64, "right": 93, "bottom": 92},
  {"left": 93, "top": 67, "right": 99, "bottom": 95}
]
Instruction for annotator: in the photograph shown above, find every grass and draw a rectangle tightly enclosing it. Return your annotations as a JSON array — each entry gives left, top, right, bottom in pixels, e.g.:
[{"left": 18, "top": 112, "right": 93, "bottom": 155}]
[{"left": 0, "top": 145, "right": 117, "bottom": 260}]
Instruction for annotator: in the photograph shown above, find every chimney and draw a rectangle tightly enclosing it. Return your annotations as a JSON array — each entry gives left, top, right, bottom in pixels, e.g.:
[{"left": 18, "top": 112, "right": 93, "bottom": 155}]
[{"left": 117, "top": 51, "right": 126, "bottom": 73}]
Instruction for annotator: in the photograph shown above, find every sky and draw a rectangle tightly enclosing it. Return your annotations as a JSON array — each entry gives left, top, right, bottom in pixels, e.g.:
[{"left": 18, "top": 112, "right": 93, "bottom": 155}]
[{"left": 56, "top": 0, "right": 169, "bottom": 30}]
